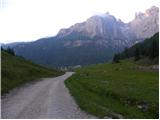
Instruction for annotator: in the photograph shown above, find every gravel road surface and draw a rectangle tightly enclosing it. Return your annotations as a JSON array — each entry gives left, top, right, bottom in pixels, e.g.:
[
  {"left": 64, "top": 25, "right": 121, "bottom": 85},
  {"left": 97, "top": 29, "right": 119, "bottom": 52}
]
[{"left": 1, "top": 72, "right": 95, "bottom": 119}]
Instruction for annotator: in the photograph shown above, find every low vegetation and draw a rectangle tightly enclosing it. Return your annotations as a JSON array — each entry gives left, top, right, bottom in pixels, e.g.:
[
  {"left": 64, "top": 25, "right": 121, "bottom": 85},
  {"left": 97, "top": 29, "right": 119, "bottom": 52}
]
[
  {"left": 65, "top": 59, "right": 158, "bottom": 118},
  {"left": 1, "top": 49, "right": 64, "bottom": 94}
]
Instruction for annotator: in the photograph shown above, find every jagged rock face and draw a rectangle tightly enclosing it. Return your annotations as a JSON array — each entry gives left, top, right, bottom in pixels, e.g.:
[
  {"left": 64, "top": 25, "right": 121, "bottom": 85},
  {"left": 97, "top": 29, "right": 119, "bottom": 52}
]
[
  {"left": 57, "top": 14, "right": 128, "bottom": 40},
  {"left": 57, "top": 13, "right": 136, "bottom": 49},
  {"left": 57, "top": 6, "right": 159, "bottom": 47},
  {"left": 84, "top": 15, "right": 124, "bottom": 39},
  {"left": 129, "top": 6, "right": 159, "bottom": 39}
]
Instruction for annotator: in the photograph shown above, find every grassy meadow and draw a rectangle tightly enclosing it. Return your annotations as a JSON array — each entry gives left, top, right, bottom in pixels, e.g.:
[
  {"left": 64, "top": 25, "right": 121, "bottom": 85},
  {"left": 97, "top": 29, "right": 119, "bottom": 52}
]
[{"left": 65, "top": 59, "right": 159, "bottom": 118}]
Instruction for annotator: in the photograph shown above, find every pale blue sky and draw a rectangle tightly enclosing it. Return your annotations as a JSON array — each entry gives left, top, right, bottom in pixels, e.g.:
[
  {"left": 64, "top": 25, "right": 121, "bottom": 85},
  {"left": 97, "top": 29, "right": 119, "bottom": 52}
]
[{"left": 0, "top": 0, "right": 159, "bottom": 43}]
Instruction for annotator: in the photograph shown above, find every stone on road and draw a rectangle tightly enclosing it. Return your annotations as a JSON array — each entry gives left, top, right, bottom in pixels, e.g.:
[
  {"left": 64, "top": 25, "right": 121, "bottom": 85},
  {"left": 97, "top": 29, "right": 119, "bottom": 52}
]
[{"left": 2, "top": 72, "right": 95, "bottom": 119}]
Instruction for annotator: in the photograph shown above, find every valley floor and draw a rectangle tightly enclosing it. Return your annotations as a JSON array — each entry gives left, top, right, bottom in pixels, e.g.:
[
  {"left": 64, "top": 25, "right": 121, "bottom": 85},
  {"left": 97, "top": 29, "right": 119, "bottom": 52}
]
[{"left": 65, "top": 60, "right": 159, "bottom": 118}]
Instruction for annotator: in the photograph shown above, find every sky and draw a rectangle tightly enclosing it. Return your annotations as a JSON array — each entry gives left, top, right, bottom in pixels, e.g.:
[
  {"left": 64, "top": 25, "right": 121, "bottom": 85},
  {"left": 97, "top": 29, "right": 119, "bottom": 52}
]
[{"left": 0, "top": 0, "right": 159, "bottom": 43}]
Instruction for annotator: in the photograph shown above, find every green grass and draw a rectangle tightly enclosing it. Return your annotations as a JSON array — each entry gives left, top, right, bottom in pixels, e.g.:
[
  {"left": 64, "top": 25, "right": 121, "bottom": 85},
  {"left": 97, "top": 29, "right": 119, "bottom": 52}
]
[
  {"left": 65, "top": 59, "right": 159, "bottom": 118},
  {"left": 1, "top": 50, "right": 64, "bottom": 94},
  {"left": 136, "top": 57, "right": 159, "bottom": 66}
]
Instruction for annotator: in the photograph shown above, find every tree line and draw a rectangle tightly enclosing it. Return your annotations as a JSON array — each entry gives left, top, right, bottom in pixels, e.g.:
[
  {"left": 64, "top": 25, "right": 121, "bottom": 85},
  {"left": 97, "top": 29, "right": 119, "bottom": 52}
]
[
  {"left": 113, "top": 33, "right": 159, "bottom": 63},
  {"left": 1, "top": 47, "right": 15, "bottom": 56}
]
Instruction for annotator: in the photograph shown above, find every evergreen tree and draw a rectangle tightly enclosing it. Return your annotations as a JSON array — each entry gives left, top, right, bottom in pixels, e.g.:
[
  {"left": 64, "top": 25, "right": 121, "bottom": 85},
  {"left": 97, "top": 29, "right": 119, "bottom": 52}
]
[
  {"left": 134, "top": 48, "right": 140, "bottom": 61},
  {"left": 1, "top": 46, "right": 4, "bottom": 51},
  {"left": 149, "top": 39, "right": 158, "bottom": 60},
  {"left": 7, "top": 47, "right": 15, "bottom": 56},
  {"left": 113, "top": 54, "right": 120, "bottom": 63},
  {"left": 124, "top": 47, "right": 129, "bottom": 58}
]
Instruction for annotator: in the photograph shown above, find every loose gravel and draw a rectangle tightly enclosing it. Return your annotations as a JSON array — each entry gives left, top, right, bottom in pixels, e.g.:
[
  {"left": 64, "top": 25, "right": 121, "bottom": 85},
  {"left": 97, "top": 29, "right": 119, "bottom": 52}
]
[{"left": 1, "top": 72, "right": 96, "bottom": 119}]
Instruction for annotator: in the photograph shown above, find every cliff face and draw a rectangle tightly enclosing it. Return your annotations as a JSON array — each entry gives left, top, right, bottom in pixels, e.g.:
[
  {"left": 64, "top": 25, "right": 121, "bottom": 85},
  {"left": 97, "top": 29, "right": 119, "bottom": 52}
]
[
  {"left": 57, "top": 14, "right": 128, "bottom": 40},
  {"left": 57, "top": 6, "right": 158, "bottom": 48},
  {"left": 129, "top": 6, "right": 159, "bottom": 39}
]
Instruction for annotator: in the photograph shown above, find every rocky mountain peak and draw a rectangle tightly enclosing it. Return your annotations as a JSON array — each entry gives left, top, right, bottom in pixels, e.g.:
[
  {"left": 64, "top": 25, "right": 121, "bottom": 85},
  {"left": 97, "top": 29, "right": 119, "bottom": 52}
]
[
  {"left": 57, "top": 6, "right": 158, "bottom": 47},
  {"left": 130, "top": 6, "right": 159, "bottom": 39},
  {"left": 146, "top": 6, "right": 159, "bottom": 15},
  {"left": 57, "top": 13, "right": 123, "bottom": 39}
]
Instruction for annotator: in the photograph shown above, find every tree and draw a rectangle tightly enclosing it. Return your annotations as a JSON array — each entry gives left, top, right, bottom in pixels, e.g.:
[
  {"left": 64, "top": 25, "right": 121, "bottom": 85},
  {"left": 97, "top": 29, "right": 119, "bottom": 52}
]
[
  {"left": 7, "top": 47, "right": 15, "bottom": 56},
  {"left": 134, "top": 48, "right": 140, "bottom": 61},
  {"left": 112, "top": 54, "right": 120, "bottom": 63},
  {"left": 124, "top": 47, "right": 129, "bottom": 58},
  {"left": 149, "top": 39, "right": 158, "bottom": 60},
  {"left": 1, "top": 46, "right": 4, "bottom": 51}
]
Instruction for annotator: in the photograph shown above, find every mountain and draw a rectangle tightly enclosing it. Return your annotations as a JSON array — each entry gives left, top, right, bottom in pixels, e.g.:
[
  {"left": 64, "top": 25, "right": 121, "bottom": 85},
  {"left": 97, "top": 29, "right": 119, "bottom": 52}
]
[
  {"left": 3, "top": 6, "right": 159, "bottom": 67},
  {"left": 12, "top": 37, "right": 116, "bottom": 67},
  {"left": 57, "top": 13, "right": 136, "bottom": 48},
  {"left": 58, "top": 14, "right": 126, "bottom": 39},
  {"left": 57, "top": 6, "right": 158, "bottom": 45},
  {"left": 129, "top": 6, "right": 159, "bottom": 40},
  {"left": 1, "top": 49, "right": 63, "bottom": 94},
  {"left": 1, "top": 42, "right": 27, "bottom": 49}
]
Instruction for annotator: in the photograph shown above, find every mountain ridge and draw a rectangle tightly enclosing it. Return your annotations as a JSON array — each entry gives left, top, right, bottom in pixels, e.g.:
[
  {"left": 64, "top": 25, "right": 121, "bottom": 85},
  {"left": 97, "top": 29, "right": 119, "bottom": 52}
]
[
  {"left": 3, "top": 6, "right": 159, "bottom": 67},
  {"left": 57, "top": 6, "right": 158, "bottom": 40}
]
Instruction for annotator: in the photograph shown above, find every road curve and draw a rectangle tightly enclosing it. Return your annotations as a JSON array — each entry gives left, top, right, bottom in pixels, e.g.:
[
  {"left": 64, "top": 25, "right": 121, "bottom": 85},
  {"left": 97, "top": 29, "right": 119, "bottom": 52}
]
[{"left": 2, "top": 72, "right": 95, "bottom": 119}]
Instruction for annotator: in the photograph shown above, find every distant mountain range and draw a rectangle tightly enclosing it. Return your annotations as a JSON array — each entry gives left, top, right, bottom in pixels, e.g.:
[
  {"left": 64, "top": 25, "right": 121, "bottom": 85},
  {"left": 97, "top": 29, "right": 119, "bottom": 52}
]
[{"left": 2, "top": 6, "right": 159, "bottom": 67}]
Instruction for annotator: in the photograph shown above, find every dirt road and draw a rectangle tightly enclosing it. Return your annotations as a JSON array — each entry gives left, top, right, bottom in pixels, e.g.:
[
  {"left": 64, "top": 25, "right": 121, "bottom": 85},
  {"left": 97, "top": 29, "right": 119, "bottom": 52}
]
[{"left": 1, "top": 72, "right": 95, "bottom": 119}]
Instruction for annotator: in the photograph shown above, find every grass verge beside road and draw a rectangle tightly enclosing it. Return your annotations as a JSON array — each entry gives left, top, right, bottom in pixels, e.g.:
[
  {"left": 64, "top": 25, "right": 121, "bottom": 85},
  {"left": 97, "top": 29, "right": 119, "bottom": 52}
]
[
  {"left": 65, "top": 59, "right": 158, "bottom": 118},
  {"left": 1, "top": 50, "right": 64, "bottom": 94}
]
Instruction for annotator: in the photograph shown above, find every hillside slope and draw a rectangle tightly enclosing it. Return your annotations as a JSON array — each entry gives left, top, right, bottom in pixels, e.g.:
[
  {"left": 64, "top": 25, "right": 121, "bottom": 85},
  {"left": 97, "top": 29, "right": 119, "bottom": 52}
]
[
  {"left": 113, "top": 32, "right": 159, "bottom": 64},
  {"left": 1, "top": 50, "right": 64, "bottom": 94}
]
